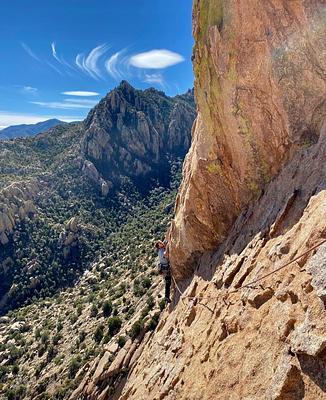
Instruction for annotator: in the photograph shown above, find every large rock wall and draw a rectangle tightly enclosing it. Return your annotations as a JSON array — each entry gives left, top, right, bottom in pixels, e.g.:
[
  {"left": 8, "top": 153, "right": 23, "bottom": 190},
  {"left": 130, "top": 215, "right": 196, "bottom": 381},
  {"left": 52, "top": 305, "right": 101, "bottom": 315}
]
[{"left": 169, "top": 0, "right": 326, "bottom": 278}]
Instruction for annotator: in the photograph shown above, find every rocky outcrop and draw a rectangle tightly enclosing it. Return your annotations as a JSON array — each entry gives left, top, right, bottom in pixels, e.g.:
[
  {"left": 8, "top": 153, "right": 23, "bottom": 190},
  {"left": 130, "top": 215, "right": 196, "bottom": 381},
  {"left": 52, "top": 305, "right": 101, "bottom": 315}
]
[
  {"left": 0, "top": 181, "right": 38, "bottom": 245},
  {"left": 59, "top": 217, "right": 80, "bottom": 259},
  {"left": 169, "top": 0, "right": 326, "bottom": 277},
  {"left": 82, "top": 160, "right": 111, "bottom": 196},
  {"left": 83, "top": 82, "right": 196, "bottom": 192}
]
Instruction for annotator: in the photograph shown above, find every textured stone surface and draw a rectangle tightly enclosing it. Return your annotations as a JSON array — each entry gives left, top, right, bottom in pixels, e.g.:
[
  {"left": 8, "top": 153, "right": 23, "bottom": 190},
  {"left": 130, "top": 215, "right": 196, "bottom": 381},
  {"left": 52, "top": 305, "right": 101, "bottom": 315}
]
[
  {"left": 169, "top": 0, "right": 326, "bottom": 278},
  {"left": 266, "top": 352, "right": 304, "bottom": 400},
  {"left": 291, "top": 319, "right": 326, "bottom": 357},
  {"left": 306, "top": 243, "right": 326, "bottom": 303}
]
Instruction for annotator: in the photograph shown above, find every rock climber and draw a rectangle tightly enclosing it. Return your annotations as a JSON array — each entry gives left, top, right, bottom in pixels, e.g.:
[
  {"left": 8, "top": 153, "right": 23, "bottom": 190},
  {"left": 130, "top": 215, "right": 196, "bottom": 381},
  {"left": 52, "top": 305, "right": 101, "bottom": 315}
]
[{"left": 155, "top": 239, "right": 172, "bottom": 303}]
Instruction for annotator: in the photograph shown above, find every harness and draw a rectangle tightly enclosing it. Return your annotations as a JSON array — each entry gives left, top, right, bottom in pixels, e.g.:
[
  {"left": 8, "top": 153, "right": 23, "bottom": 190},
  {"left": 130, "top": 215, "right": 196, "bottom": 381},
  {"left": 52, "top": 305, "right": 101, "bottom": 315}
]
[{"left": 158, "top": 262, "right": 171, "bottom": 277}]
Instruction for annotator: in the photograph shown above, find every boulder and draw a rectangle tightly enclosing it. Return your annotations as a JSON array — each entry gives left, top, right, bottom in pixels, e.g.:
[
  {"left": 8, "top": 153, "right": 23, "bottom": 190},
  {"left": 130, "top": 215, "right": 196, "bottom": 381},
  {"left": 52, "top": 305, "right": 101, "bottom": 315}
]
[
  {"left": 93, "top": 351, "right": 111, "bottom": 384},
  {"left": 290, "top": 321, "right": 326, "bottom": 357}
]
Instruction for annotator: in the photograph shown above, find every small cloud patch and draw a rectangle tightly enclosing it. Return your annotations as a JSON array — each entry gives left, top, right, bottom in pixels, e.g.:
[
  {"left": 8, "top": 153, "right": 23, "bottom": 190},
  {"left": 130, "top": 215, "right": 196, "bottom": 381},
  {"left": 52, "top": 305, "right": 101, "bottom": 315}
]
[{"left": 129, "top": 49, "right": 184, "bottom": 69}]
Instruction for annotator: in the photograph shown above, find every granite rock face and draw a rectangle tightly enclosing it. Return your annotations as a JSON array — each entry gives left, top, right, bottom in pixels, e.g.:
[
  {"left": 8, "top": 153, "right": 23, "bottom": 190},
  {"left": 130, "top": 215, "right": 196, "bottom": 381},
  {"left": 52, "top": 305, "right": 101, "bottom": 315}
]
[
  {"left": 83, "top": 82, "right": 196, "bottom": 193},
  {"left": 169, "top": 0, "right": 326, "bottom": 277},
  {"left": 0, "top": 181, "right": 38, "bottom": 246}
]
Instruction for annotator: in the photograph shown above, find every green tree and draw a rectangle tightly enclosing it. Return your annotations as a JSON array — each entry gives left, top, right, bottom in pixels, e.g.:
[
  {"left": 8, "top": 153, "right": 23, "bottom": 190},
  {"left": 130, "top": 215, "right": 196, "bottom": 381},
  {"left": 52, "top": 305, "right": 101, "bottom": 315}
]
[
  {"left": 94, "top": 325, "right": 104, "bottom": 344},
  {"left": 108, "top": 316, "right": 122, "bottom": 336},
  {"left": 102, "top": 300, "right": 113, "bottom": 317}
]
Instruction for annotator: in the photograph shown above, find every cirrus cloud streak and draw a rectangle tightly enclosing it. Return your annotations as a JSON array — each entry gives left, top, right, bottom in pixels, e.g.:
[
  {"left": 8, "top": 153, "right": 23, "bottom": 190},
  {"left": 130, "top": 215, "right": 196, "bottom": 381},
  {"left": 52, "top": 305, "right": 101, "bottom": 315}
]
[
  {"left": 30, "top": 100, "right": 97, "bottom": 110},
  {"left": 76, "top": 44, "right": 110, "bottom": 80}
]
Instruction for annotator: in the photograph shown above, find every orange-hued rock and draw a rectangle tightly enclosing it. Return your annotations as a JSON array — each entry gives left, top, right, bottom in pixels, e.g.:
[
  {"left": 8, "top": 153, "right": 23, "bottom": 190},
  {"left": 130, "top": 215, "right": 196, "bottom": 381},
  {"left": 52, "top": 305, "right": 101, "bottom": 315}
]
[{"left": 169, "top": 0, "right": 326, "bottom": 278}]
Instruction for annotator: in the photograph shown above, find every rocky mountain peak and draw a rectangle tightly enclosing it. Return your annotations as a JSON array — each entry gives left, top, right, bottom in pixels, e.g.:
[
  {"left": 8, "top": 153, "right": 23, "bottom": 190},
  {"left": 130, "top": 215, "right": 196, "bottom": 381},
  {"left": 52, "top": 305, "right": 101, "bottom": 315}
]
[
  {"left": 118, "top": 79, "right": 136, "bottom": 94},
  {"left": 83, "top": 82, "right": 196, "bottom": 193}
]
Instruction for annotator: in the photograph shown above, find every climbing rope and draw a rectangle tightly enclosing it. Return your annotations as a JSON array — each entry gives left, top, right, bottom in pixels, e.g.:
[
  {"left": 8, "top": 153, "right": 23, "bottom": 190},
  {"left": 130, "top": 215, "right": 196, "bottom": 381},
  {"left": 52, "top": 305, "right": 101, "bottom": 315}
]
[{"left": 172, "top": 238, "right": 326, "bottom": 302}]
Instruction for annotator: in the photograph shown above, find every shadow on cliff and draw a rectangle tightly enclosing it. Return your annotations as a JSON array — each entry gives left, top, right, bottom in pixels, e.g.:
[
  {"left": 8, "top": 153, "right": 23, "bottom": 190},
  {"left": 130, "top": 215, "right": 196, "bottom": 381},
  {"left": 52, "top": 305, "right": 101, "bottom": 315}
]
[{"left": 298, "top": 351, "right": 326, "bottom": 393}]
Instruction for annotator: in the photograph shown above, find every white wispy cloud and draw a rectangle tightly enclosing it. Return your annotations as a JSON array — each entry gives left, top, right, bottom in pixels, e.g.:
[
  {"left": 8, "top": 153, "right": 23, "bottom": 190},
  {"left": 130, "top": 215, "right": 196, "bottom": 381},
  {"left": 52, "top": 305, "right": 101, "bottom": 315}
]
[
  {"left": 22, "top": 86, "right": 38, "bottom": 94},
  {"left": 47, "top": 61, "right": 65, "bottom": 76},
  {"left": 30, "top": 101, "right": 95, "bottom": 110},
  {"left": 51, "top": 42, "right": 75, "bottom": 72},
  {"left": 105, "top": 50, "right": 126, "bottom": 80},
  {"left": 129, "top": 49, "right": 184, "bottom": 69},
  {"left": 21, "top": 43, "right": 40, "bottom": 62},
  {"left": 63, "top": 98, "right": 98, "bottom": 106},
  {"left": 75, "top": 53, "right": 85, "bottom": 70},
  {"left": 143, "top": 73, "right": 165, "bottom": 86},
  {"left": 51, "top": 42, "right": 60, "bottom": 63},
  {"left": 0, "top": 111, "right": 82, "bottom": 128},
  {"left": 62, "top": 91, "right": 99, "bottom": 96},
  {"left": 76, "top": 44, "right": 109, "bottom": 80}
]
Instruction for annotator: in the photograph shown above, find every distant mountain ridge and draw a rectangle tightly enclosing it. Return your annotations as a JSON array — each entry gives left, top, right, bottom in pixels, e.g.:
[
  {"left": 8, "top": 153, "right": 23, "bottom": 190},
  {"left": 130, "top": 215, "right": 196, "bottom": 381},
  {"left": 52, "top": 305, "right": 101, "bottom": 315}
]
[{"left": 0, "top": 118, "right": 67, "bottom": 140}]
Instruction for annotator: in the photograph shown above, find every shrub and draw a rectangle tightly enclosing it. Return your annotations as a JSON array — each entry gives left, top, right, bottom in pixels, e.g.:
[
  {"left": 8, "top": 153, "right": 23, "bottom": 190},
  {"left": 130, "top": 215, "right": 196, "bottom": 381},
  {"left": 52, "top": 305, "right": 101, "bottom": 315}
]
[
  {"left": 102, "top": 334, "right": 110, "bottom": 344},
  {"left": 68, "top": 357, "right": 81, "bottom": 379},
  {"left": 108, "top": 316, "right": 122, "bottom": 336},
  {"left": 129, "top": 320, "right": 144, "bottom": 340},
  {"left": 70, "top": 314, "right": 78, "bottom": 324},
  {"left": 12, "top": 364, "right": 19, "bottom": 375},
  {"left": 4, "top": 387, "right": 27, "bottom": 400},
  {"left": 0, "top": 365, "right": 8, "bottom": 382},
  {"left": 141, "top": 306, "right": 150, "bottom": 319},
  {"left": 147, "top": 312, "right": 160, "bottom": 331},
  {"left": 146, "top": 296, "right": 155, "bottom": 309},
  {"left": 76, "top": 305, "right": 83, "bottom": 316},
  {"left": 102, "top": 300, "right": 113, "bottom": 317},
  {"left": 35, "top": 327, "right": 41, "bottom": 339},
  {"left": 56, "top": 321, "right": 63, "bottom": 332},
  {"left": 78, "top": 330, "right": 86, "bottom": 343},
  {"left": 117, "top": 336, "right": 127, "bottom": 348},
  {"left": 159, "top": 299, "right": 166, "bottom": 311},
  {"left": 94, "top": 325, "right": 104, "bottom": 344},
  {"left": 90, "top": 304, "right": 98, "bottom": 317},
  {"left": 47, "top": 345, "right": 58, "bottom": 362},
  {"left": 41, "top": 332, "right": 49, "bottom": 345},
  {"left": 52, "top": 333, "right": 61, "bottom": 345},
  {"left": 141, "top": 277, "right": 151, "bottom": 289}
]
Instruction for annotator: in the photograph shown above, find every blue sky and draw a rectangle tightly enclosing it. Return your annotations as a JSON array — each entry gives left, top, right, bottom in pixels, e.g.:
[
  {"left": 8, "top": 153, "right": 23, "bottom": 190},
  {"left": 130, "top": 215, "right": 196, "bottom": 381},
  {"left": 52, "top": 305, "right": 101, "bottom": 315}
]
[{"left": 0, "top": 0, "right": 194, "bottom": 128}]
